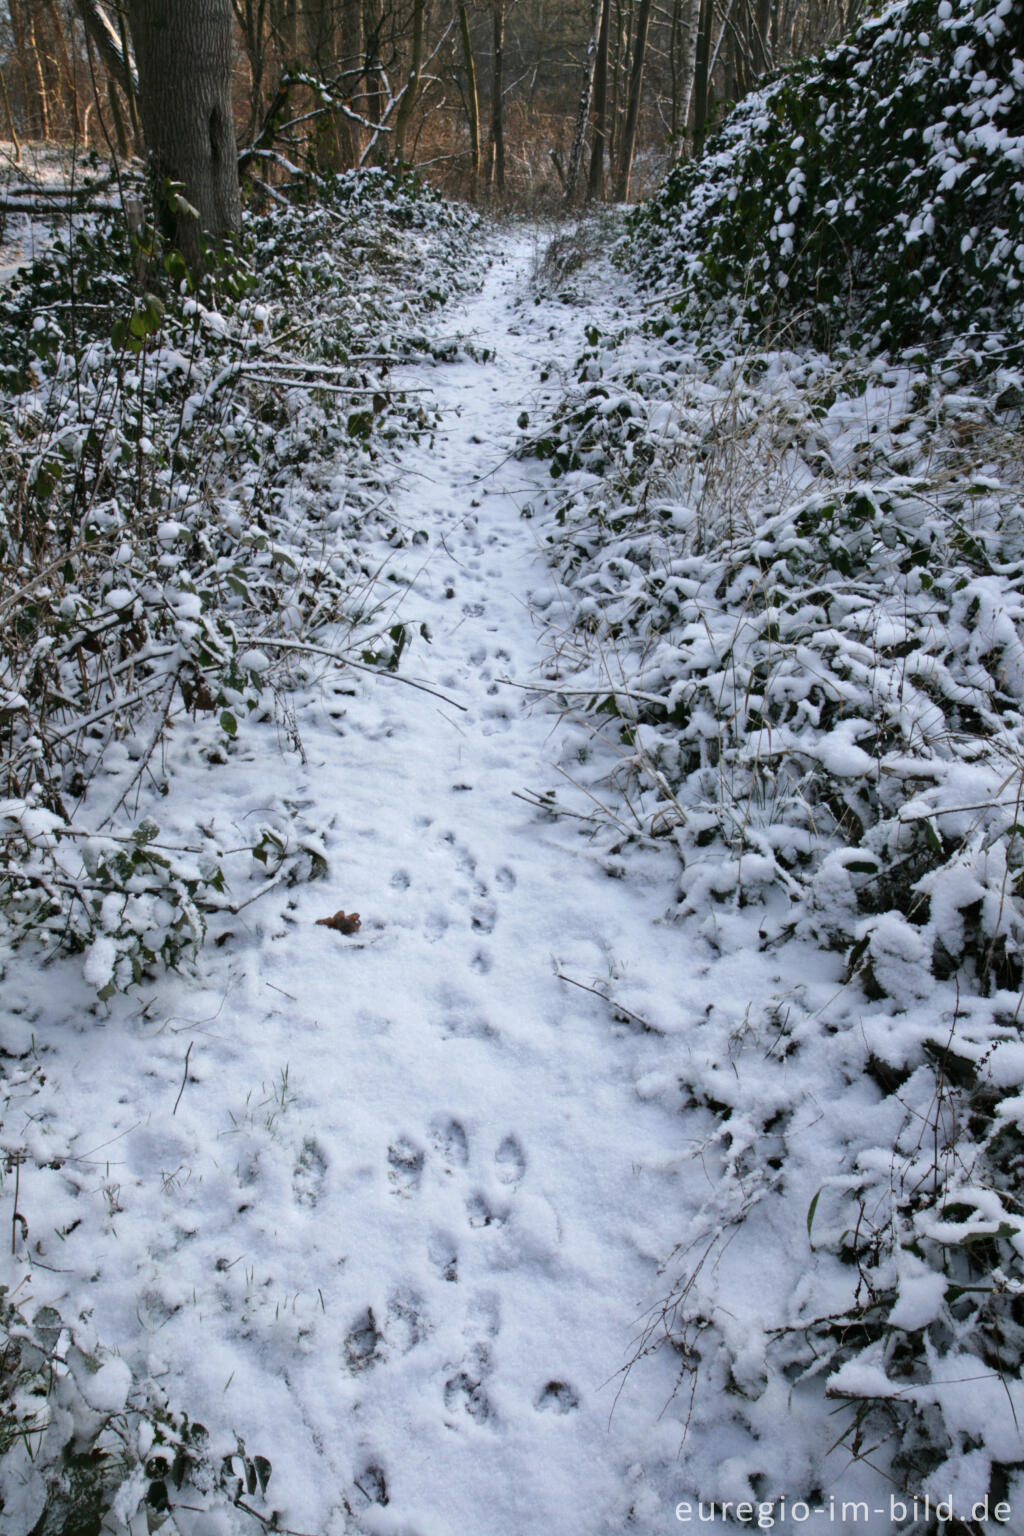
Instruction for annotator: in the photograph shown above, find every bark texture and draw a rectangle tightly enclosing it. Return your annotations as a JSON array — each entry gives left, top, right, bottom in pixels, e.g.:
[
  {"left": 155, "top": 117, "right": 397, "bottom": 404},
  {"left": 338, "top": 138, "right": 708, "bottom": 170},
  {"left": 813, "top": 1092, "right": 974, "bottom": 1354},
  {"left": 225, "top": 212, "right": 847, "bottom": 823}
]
[
  {"left": 488, "top": 0, "right": 506, "bottom": 195},
  {"left": 564, "top": 0, "right": 602, "bottom": 204},
  {"left": 127, "top": 0, "right": 241, "bottom": 271},
  {"left": 586, "top": 0, "right": 611, "bottom": 201},
  {"left": 458, "top": 2, "right": 481, "bottom": 193},
  {"left": 615, "top": 0, "right": 651, "bottom": 201}
]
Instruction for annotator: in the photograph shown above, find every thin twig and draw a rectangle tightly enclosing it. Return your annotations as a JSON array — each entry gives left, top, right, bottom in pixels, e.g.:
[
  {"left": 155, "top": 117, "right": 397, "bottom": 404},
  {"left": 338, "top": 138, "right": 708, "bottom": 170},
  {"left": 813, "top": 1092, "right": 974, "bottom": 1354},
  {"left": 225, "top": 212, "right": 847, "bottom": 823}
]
[
  {"left": 256, "top": 638, "right": 468, "bottom": 710},
  {"left": 172, "top": 1042, "right": 193, "bottom": 1116},
  {"left": 556, "top": 972, "right": 663, "bottom": 1034}
]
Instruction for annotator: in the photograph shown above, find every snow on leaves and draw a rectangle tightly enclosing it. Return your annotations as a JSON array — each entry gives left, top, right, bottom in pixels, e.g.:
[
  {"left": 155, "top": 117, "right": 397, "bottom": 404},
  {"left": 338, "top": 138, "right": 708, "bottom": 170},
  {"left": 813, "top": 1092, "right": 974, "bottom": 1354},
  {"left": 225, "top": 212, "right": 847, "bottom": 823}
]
[
  {"left": 532, "top": 207, "right": 1024, "bottom": 1507},
  {"left": 627, "top": 0, "right": 1024, "bottom": 361},
  {"left": 0, "top": 170, "right": 480, "bottom": 995}
]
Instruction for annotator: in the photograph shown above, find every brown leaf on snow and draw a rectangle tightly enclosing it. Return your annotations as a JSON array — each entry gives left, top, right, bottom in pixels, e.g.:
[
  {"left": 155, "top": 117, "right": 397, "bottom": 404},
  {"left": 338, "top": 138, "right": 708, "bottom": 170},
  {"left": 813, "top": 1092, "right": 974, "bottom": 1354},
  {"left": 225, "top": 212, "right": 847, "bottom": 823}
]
[{"left": 315, "top": 910, "right": 362, "bottom": 935}]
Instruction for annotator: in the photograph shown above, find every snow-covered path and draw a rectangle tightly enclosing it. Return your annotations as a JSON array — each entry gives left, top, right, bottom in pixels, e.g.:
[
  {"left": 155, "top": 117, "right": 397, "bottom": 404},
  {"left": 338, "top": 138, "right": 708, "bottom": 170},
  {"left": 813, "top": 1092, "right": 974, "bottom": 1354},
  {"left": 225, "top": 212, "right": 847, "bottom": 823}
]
[
  {"left": 8, "top": 230, "right": 716, "bottom": 1535},
  {"left": 242, "top": 231, "right": 694, "bottom": 1532},
  {"left": 205, "top": 232, "right": 703, "bottom": 1530}
]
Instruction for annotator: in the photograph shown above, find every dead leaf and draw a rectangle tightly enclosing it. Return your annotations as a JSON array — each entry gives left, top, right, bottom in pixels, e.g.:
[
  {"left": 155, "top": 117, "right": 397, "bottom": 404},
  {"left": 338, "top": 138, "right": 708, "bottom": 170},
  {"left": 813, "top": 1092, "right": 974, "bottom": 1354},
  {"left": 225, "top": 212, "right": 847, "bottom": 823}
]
[{"left": 315, "top": 910, "right": 362, "bottom": 935}]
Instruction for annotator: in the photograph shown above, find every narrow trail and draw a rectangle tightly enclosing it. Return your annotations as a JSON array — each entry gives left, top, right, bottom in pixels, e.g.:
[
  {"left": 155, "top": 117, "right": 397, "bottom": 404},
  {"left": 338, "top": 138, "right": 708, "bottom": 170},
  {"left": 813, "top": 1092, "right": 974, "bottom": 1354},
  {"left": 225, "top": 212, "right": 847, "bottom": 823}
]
[
  {"left": 252, "top": 229, "right": 694, "bottom": 1531},
  {"left": 30, "top": 230, "right": 715, "bottom": 1535}
]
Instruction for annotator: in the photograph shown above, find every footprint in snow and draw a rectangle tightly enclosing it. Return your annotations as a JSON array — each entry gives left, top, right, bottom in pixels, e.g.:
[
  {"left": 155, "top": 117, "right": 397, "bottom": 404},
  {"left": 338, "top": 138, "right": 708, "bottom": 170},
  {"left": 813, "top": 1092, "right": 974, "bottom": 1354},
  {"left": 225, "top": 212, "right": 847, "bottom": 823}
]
[
  {"left": 430, "top": 1116, "right": 469, "bottom": 1172},
  {"left": 428, "top": 1229, "right": 459, "bottom": 1283},
  {"left": 466, "top": 1191, "right": 506, "bottom": 1229},
  {"left": 390, "top": 869, "right": 411, "bottom": 891},
  {"left": 471, "top": 901, "right": 498, "bottom": 935},
  {"left": 481, "top": 706, "right": 512, "bottom": 736},
  {"left": 424, "top": 909, "right": 449, "bottom": 942},
  {"left": 495, "top": 865, "right": 516, "bottom": 891},
  {"left": 391, "top": 1121, "right": 526, "bottom": 1236},
  {"left": 292, "top": 1137, "right": 328, "bottom": 1208},
  {"left": 386, "top": 1285, "right": 428, "bottom": 1352},
  {"left": 494, "top": 1134, "right": 526, "bottom": 1187},
  {"left": 387, "top": 1136, "right": 425, "bottom": 1196},
  {"left": 445, "top": 1291, "right": 500, "bottom": 1424},
  {"left": 345, "top": 1307, "right": 383, "bottom": 1372},
  {"left": 444, "top": 1369, "right": 491, "bottom": 1423},
  {"left": 534, "top": 1380, "right": 579, "bottom": 1415},
  {"left": 352, "top": 1464, "right": 388, "bottom": 1508}
]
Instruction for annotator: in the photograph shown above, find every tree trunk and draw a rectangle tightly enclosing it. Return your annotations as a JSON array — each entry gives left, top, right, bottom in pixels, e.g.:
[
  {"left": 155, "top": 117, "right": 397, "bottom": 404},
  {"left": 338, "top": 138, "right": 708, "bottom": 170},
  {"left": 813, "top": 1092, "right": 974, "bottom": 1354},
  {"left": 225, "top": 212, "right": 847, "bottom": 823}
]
[
  {"left": 690, "top": 0, "right": 713, "bottom": 154},
  {"left": 362, "top": 0, "right": 386, "bottom": 161},
  {"left": 232, "top": 0, "right": 269, "bottom": 147},
  {"left": 339, "top": 0, "right": 363, "bottom": 166},
  {"left": 564, "top": 0, "right": 602, "bottom": 204},
  {"left": 392, "top": 0, "right": 425, "bottom": 164},
  {"left": 127, "top": 0, "right": 241, "bottom": 273},
  {"left": 11, "top": 0, "right": 51, "bottom": 138},
  {"left": 72, "top": 0, "right": 137, "bottom": 120},
  {"left": 0, "top": 66, "right": 20, "bottom": 161},
  {"left": 458, "top": 1, "right": 481, "bottom": 195},
  {"left": 488, "top": 0, "right": 505, "bottom": 195},
  {"left": 586, "top": 0, "right": 611, "bottom": 201},
  {"left": 753, "top": 0, "right": 772, "bottom": 75},
  {"left": 614, "top": 0, "right": 649, "bottom": 201}
]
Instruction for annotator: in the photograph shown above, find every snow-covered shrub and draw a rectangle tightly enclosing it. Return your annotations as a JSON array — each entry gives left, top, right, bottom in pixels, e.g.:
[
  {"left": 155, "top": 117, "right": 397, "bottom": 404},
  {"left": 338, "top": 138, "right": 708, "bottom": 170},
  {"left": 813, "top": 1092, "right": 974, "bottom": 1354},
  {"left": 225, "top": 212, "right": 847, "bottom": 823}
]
[
  {"left": 0, "top": 1283, "right": 274, "bottom": 1535},
  {"left": 537, "top": 334, "right": 1024, "bottom": 995},
  {"left": 626, "top": 0, "right": 1024, "bottom": 360},
  {"left": 532, "top": 216, "right": 1024, "bottom": 1505},
  {"left": 0, "top": 170, "right": 481, "bottom": 991}
]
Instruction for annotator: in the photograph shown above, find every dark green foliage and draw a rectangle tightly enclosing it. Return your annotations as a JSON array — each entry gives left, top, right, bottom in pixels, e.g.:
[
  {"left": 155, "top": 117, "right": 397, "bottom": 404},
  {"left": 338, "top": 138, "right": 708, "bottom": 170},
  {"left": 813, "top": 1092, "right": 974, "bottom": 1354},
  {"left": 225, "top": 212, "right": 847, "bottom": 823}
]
[{"left": 627, "top": 0, "right": 1024, "bottom": 361}]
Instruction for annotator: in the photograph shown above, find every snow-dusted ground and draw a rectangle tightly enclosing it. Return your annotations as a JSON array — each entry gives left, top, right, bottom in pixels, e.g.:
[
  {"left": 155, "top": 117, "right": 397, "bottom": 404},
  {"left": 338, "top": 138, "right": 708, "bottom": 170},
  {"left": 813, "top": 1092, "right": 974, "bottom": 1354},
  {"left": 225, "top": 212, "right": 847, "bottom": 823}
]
[
  {"left": 0, "top": 141, "right": 95, "bottom": 283},
  {"left": 1, "top": 230, "right": 721, "bottom": 1534},
  {"left": 7, "top": 216, "right": 1022, "bottom": 1533}
]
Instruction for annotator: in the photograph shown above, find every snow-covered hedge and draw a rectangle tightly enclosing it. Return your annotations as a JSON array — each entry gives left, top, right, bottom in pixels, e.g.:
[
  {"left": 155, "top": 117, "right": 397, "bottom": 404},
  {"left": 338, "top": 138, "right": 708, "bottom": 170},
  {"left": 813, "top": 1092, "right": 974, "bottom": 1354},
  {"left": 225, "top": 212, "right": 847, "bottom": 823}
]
[
  {"left": 531, "top": 208, "right": 1024, "bottom": 1507},
  {"left": 0, "top": 170, "right": 479, "bottom": 996},
  {"left": 0, "top": 168, "right": 483, "bottom": 1536},
  {"left": 627, "top": 0, "right": 1024, "bottom": 359}
]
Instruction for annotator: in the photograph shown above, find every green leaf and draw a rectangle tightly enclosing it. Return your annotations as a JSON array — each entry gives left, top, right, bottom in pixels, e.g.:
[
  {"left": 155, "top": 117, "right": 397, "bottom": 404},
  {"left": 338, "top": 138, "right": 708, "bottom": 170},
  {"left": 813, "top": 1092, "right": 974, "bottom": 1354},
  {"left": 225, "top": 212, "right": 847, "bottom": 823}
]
[
  {"left": 807, "top": 1187, "right": 822, "bottom": 1247},
  {"left": 847, "top": 934, "right": 870, "bottom": 970},
  {"left": 219, "top": 710, "right": 237, "bottom": 738}
]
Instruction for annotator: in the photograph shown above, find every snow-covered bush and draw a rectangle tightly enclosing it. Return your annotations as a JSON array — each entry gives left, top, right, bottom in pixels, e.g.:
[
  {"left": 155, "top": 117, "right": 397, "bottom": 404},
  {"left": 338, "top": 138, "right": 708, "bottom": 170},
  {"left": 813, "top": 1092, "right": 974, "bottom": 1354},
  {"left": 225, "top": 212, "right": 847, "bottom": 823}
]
[
  {"left": 627, "top": 0, "right": 1024, "bottom": 360},
  {"left": 532, "top": 110, "right": 1024, "bottom": 1500},
  {"left": 0, "top": 170, "right": 480, "bottom": 991},
  {"left": 0, "top": 1282, "right": 274, "bottom": 1535}
]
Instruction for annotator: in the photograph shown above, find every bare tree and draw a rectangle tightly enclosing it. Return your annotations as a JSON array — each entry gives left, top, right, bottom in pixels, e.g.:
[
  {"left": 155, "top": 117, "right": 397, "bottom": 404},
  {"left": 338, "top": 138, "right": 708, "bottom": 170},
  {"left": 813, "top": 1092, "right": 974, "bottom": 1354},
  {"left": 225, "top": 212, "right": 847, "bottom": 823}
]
[
  {"left": 488, "top": 0, "right": 506, "bottom": 193},
  {"left": 458, "top": 1, "right": 482, "bottom": 191},
  {"left": 586, "top": 0, "right": 611, "bottom": 199},
  {"left": 393, "top": 0, "right": 426, "bottom": 163},
  {"left": 614, "top": 0, "right": 649, "bottom": 199},
  {"left": 564, "top": 0, "right": 602, "bottom": 202}
]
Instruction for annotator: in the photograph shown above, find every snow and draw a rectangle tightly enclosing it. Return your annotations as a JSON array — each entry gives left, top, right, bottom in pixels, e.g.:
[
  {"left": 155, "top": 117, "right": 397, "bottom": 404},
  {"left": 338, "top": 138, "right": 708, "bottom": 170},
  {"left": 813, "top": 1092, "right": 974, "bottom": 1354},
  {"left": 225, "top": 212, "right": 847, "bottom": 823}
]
[
  {"left": 3, "top": 142, "right": 1024, "bottom": 1525},
  {"left": 0, "top": 232, "right": 731, "bottom": 1535}
]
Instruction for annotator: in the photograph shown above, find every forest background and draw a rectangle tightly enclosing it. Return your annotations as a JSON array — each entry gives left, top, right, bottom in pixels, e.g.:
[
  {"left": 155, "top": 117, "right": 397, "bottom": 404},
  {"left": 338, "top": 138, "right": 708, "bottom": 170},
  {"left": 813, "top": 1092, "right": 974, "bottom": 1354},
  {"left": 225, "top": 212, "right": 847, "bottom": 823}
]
[{"left": 1, "top": 0, "right": 864, "bottom": 211}]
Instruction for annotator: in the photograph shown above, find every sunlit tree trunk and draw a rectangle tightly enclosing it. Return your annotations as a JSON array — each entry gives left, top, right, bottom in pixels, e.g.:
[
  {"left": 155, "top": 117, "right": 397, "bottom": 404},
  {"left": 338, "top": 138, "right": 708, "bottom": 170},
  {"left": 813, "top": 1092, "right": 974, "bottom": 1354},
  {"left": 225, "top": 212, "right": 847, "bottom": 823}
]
[
  {"left": 458, "top": 1, "right": 481, "bottom": 194},
  {"left": 614, "top": 0, "right": 649, "bottom": 200},
  {"left": 10, "top": 0, "right": 51, "bottom": 138},
  {"left": 488, "top": 0, "right": 506, "bottom": 194}
]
